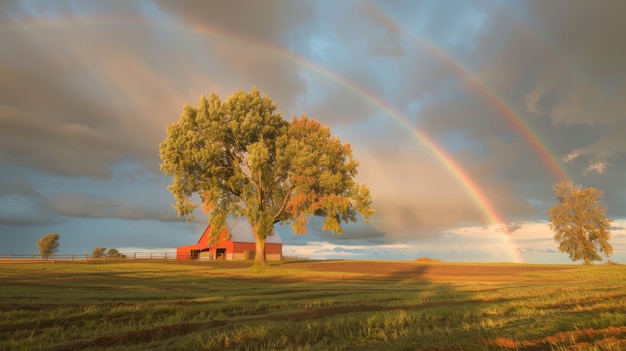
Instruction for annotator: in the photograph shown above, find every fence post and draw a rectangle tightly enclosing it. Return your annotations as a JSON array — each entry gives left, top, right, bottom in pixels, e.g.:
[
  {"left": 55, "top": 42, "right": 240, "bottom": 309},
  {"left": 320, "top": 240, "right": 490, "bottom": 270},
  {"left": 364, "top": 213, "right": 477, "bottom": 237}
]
[
  {"left": 86, "top": 253, "right": 89, "bottom": 263},
  {"left": 32, "top": 253, "right": 35, "bottom": 261},
  {"left": 133, "top": 252, "right": 137, "bottom": 261},
  {"left": 150, "top": 252, "right": 153, "bottom": 259},
  {"left": 165, "top": 252, "right": 168, "bottom": 260},
  {"left": 72, "top": 254, "right": 75, "bottom": 263},
  {"left": 7, "top": 253, "right": 10, "bottom": 261}
]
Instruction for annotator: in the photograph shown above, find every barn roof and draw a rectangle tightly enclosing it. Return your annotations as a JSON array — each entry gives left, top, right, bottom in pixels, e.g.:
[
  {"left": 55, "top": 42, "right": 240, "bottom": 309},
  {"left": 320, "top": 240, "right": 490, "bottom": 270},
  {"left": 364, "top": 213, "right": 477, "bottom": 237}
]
[{"left": 226, "top": 219, "right": 282, "bottom": 244}]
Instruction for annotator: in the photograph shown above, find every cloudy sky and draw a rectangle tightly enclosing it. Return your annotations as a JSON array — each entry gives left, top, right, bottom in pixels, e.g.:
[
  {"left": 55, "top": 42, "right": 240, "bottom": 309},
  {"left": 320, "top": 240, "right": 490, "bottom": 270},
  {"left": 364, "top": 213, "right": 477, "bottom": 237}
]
[{"left": 1, "top": 0, "right": 625, "bottom": 263}]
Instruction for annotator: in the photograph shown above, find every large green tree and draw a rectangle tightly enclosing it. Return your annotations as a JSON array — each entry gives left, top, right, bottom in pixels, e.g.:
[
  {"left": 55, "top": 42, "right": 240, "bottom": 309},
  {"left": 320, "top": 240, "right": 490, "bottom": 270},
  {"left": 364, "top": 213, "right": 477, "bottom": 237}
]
[
  {"left": 37, "top": 233, "right": 59, "bottom": 259},
  {"left": 160, "top": 88, "right": 374, "bottom": 265},
  {"left": 547, "top": 182, "right": 612, "bottom": 264}
]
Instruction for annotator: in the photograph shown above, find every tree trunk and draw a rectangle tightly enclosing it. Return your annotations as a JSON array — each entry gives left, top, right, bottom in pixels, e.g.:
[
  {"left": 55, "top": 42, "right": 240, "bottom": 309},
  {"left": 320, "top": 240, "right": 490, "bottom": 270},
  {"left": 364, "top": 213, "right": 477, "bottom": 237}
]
[{"left": 253, "top": 233, "right": 267, "bottom": 266}]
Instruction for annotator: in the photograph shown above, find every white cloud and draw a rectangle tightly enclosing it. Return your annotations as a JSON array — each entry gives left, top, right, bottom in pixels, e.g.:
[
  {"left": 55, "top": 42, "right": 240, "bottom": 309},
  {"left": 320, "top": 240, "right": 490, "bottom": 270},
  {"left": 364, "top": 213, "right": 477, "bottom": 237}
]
[
  {"left": 563, "top": 150, "right": 582, "bottom": 163},
  {"left": 585, "top": 161, "right": 609, "bottom": 174},
  {"left": 284, "top": 220, "right": 626, "bottom": 264},
  {"left": 286, "top": 224, "right": 522, "bottom": 262}
]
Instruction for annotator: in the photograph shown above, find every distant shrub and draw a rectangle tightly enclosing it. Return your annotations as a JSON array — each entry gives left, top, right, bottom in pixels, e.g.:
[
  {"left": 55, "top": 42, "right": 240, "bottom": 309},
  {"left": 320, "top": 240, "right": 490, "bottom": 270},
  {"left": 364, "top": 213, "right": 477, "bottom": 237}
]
[
  {"left": 92, "top": 247, "right": 106, "bottom": 258},
  {"left": 106, "top": 248, "right": 121, "bottom": 258}
]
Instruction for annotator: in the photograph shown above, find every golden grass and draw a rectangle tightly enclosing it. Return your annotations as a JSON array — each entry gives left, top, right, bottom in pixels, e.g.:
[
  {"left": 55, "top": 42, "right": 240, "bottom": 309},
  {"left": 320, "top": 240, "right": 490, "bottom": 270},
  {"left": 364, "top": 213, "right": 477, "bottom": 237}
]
[{"left": 0, "top": 260, "right": 624, "bottom": 350}]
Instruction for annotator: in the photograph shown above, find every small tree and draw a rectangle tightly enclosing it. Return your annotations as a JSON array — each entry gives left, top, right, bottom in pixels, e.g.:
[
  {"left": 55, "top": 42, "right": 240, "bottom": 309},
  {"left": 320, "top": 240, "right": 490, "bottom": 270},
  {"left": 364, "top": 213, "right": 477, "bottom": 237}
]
[
  {"left": 106, "top": 248, "right": 121, "bottom": 257},
  {"left": 547, "top": 182, "right": 613, "bottom": 264},
  {"left": 160, "top": 88, "right": 374, "bottom": 266},
  {"left": 37, "top": 233, "right": 59, "bottom": 259},
  {"left": 92, "top": 247, "right": 106, "bottom": 258}
]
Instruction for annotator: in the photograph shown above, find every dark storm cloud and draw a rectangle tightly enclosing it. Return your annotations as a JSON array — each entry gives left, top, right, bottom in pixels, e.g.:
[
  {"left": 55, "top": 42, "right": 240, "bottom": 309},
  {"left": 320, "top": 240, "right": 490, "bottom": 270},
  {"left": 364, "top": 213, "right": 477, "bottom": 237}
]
[
  {"left": 154, "top": 0, "right": 308, "bottom": 45},
  {"left": 0, "top": 2, "right": 186, "bottom": 179},
  {"left": 476, "top": 0, "right": 626, "bottom": 173},
  {"left": 0, "top": 178, "right": 39, "bottom": 198},
  {"left": 0, "top": 105, "right": 122, "bottom": 179},
  {"left": 154, "top": 0, "right": 312, "bottom": 113},
  {"left": 0, "top": 191, "right": 56, "bottom": 227},
  {"left": 0, "top": 174, "right": 56, "bottom": 226},
  {"left": 43, "top": 192, "right": 179, "bottom": 223}
]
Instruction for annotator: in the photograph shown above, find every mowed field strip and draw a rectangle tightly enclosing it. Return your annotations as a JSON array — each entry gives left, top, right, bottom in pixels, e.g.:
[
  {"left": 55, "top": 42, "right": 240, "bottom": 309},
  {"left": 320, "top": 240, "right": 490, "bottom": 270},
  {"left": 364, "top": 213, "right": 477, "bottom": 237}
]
[{"left": 1, "top": 260, "right": 625, "bottom": 350}]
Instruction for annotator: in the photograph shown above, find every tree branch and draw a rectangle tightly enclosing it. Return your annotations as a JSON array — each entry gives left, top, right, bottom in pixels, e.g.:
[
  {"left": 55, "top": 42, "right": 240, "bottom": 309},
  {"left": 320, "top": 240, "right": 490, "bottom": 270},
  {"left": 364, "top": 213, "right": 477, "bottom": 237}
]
[{"left": 273, "top": 185, "right": 295, "bottom": 224}]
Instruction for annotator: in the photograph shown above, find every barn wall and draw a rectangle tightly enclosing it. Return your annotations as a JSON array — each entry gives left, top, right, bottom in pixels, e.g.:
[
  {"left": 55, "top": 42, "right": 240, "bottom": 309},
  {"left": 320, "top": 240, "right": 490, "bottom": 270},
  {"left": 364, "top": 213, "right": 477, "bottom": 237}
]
[
  {"left": 176, "top": 247, "right": 189, "bottom": 260},
  {"left": 230, "top": 242, "right": 283, "bottom": 260},
  {"left": 266, "top": 243, "right": 283, "bottom": 260},
  {"left": 265, "top": 243, "right": 282, "bottom": 255},
  {"left": 230, "top": 242, "right": 253, "bottom": 260},
  {"left": 176, "top": 244, "right": 205, "bottom": 260}
]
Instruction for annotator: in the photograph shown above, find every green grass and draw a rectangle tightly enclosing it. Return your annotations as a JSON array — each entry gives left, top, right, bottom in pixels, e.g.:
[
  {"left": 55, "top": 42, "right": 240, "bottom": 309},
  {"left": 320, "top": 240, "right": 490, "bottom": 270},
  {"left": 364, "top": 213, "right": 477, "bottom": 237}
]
[{"left": 0, "top": 260, "right": 625, "bottom": 350}]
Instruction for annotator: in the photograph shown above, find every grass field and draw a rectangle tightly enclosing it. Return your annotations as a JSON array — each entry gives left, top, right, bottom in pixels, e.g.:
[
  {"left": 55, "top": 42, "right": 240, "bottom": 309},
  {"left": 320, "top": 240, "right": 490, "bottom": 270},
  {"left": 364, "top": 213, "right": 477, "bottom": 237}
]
[{"left": 1, "top": 260, "right": 625, "bottom": 350}]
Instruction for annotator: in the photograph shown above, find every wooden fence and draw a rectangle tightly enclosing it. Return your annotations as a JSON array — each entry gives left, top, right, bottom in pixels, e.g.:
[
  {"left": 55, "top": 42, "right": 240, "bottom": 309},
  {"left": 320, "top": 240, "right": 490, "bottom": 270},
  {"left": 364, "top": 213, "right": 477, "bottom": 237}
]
[
  {"left": 0, "top": 252, "right": 177, "bottom": 264},
  {"left": 0, "top": 253, "right": 308, "bottom": 264}
]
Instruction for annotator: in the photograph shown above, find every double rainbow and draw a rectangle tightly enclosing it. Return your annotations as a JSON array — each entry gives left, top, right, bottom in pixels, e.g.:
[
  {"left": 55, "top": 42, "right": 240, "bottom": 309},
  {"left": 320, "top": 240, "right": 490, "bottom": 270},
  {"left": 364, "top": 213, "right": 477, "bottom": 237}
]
[{"left": 8, "top": 9, "right": 575, "bottom": 262}]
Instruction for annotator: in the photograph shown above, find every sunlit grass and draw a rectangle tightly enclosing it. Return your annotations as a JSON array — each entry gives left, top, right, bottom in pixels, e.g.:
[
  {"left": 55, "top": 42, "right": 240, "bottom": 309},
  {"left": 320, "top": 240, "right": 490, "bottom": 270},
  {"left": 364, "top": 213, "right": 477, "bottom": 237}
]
[{"left": 0, "top": 261, "right": 624, "bottom": 350}]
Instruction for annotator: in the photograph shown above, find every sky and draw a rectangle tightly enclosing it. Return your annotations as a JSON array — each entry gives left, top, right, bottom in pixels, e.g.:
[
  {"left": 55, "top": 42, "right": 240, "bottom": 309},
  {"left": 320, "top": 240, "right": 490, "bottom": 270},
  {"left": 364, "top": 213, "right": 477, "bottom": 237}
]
[{"left": 1, "top": 0, "right": 625, "bottom": 264}]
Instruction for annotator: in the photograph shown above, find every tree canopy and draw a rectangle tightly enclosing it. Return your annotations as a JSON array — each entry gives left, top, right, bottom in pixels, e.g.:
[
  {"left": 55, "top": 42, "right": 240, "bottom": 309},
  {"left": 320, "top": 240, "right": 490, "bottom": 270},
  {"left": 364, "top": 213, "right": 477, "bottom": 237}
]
[
  {"left": 159, "top": 88, "right": 374, "bottom": 265},
  {"left": 547, "top": 182, "right": 612, "bottom": 264},
  {"left": 92, "top": 247, "right": 106, "bottom": 258},
  {"left": 37, "top": 233, "right": 59, "bottom": 259},
  {"left": 106, "top": 248, "right": 121, "bottom": 258}
]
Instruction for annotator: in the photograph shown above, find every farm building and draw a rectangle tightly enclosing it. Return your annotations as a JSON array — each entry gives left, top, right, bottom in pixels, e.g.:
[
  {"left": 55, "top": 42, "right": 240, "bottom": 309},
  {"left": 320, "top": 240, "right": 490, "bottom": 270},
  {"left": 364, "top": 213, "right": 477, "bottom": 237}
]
[{"left": 176, "top": 219, "right": 283, "bottom": 261}]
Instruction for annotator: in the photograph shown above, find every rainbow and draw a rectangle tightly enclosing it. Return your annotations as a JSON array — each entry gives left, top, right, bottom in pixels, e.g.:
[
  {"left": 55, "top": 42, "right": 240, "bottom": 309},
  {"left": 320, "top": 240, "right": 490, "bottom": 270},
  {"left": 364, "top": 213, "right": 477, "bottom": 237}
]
[
  {"left": 185, "top": 24, "right": 524, "bottom": 262},
  {"left": 6, "top": 13, "right": 525, "bottom": 262},
  {"left": 362, "top": 3, "right": 571, "bottom": 183},
  {"left": 416, "top": 39, "right": 571, "bottom": 182},
  {"left": 190, "top": 24, "right": 507, "bottom": 220}
]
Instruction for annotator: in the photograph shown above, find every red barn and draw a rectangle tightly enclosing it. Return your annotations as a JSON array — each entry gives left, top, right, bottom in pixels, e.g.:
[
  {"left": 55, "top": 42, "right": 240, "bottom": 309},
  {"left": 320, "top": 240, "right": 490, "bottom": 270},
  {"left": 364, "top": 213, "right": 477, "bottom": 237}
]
[{"left": 176, "top": 220, "right": 283, "bottom": 261}]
